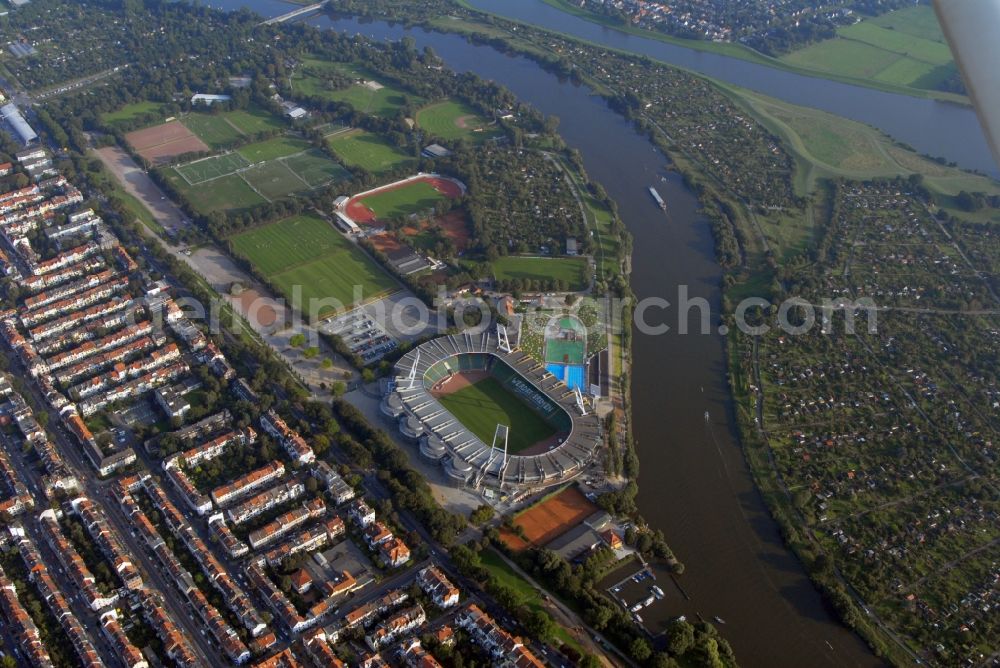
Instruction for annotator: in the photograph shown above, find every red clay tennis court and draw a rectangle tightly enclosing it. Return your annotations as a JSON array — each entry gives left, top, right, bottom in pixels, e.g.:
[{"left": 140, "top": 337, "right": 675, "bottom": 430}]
[{"left": 500, "top": 485, "right": 599, "bottom": 552}]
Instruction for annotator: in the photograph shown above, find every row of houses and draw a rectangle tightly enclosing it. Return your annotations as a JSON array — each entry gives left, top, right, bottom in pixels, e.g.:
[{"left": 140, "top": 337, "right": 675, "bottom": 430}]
[
  {"left": 261, "top": 409, "right": 316, "bottom": 465},
  {"left": 249, "top": 496, "right": 326, "bottom": 550},
  {"left": 0, "top": 443, "right": 34, "bottom": 519},
  {"left": 38, "top": 509, "right": 119, "bottom": 612},
  {"left": 456, "top": 604, "right": 545, "bottom": 668},
  {"left": 115, "top": 476, "right": 252, "bottom": 664},
  {"left": 13, "top": 529, "right": 110, "bottom": 668},
  {"left": 143, "top": 478, "right": 267, "bottom": 638},
  {"left": 0, "top": 559, "right": 55, "bottom": 667}
]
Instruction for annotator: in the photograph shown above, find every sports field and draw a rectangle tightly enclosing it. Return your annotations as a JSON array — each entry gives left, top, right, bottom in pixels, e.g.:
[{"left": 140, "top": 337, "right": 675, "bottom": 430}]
[
  {"left": 416, "top": 99, "right": 502, "bottom": 142},
  {"left": 326, "top": 129, "right": 415, "bottom": 174},
  {"left": 437, "top": 376, "right": 555, "bottom": 454},
  {"left": 166, "top": 171, "right": 266, "bottom": 213},
  {"left": 229, "top": 214, "right": 394, "bottom": 317},
  {"left": 293, "top": 58, "right": 419, "bottom": 117},
  {"left": 169, "top": 142, "right": 348, "bottom": 210},
  {"left": 500, "top": 485, "right": 599, "bottom": 551},
  {"left": 492, "top": 256, "right": 589, "bottom": 291},
  {"left": 126, "top": 121, "right": 210, "bottom": 165},
  {"left": 175, "top": 152, "right": 249, "bottom": 184},
  {"left": 181, "top": 113, "right": 244, "bottom": 148},
  {"left": 345, "top": 176, "right": 463, "bottom": 224},
  {"left": 782, "top": 6, "right": 956, "bottom": 92},
  {"left": 545, "top": 315, "right": 586, "bottom": 365},
  {"left": 237, "top": 136, "right": 311, "bottom": 163}
]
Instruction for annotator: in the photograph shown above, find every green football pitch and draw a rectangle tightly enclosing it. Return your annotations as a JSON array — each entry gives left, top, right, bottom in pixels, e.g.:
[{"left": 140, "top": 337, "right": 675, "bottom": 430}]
[{"left": 437, "top": 377, "right": 556, "bottom": 453}]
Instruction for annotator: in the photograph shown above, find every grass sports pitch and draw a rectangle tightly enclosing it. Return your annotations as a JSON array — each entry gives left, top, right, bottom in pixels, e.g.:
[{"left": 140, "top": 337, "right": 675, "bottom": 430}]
[
  {"left": 175, "top": 153, "right": 249, "bottom": 184},
  {"left": 229, "top": 214, "right": 394, "bottom": 317},
  {"left": 326, "top": 129, "right": 414, "bottom": 174},
  {"left": 492, "top": 256, "right": 589, "bottom": 291},
  {"left": 416, "top": 99, "right": 502, "bottom": 142},
  {"left": 437, "top": 377, "right": 555, "bottom": 453},
  {"left": 359, "top": 181, "right": 448, "bottom": 219}
]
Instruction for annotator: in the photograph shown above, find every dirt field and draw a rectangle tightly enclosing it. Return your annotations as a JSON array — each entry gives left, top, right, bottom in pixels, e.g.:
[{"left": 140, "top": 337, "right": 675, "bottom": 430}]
[
  {"left": 369, "top": 233, "right": 403, "bottom": 254},
  {"left": 435, "top": 210, "right": 471, "bottom": 251},
  {"left": 125, "top": 120, "right": 209, "bottom": 164},
  {"left": 94, "top": 146, "right": 187, "bottom": 234},
  {"left": 501, "top": 485, "right": 599, "bottom": 552}
]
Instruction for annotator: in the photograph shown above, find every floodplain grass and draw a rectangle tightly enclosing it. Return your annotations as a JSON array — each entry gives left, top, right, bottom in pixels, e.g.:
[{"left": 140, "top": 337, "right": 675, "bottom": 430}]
[
  {"left": 416, "top": 99, "right": 501, "bottom": 142},
  {"left": 237, "top": 136, "right": 311, "bottom": 163},
  {"left": 180, "top": 113, "right": 244, "bottom": 148},
  {"left": 359, "top": 181, "right": 448, "bottom": 219},
  {"left": 229, "top": 214, "right": 395, "bottom": 315},
  {"left": 437, "top": 376, "right": 556, "bottom": 453},
  {"left": 101, "top": 100, "right": 161, "bottom": 126},
  {"left": 326, "top": 129, "right": 415, "bottom": 174},
  {"left": 723, "top": 84, "right": 1000, "bottom": 208},
  {"left": 175, "top": 152, "right": 249, "bottom": 184},
  {"left": 492, "top": 256, "right": 589, "bottom": 291},
  {"left": 781, "top": 6, "right": 955, "bottom": 92}
]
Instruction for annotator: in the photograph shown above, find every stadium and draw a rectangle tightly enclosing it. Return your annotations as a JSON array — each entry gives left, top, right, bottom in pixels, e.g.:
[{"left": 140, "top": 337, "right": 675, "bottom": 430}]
[{"left": 382, "top": 330, "right": 602, "bottom": 490}]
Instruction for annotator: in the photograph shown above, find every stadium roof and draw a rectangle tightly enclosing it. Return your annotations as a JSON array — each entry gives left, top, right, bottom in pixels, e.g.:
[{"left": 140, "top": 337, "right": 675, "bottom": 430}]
[{"left": 389, "top": 331, "right": 602, "bottom": 489}]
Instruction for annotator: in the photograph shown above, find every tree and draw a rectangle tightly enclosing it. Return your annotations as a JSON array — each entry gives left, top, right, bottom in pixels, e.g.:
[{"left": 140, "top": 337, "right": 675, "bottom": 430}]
[
  {"left": 523, "top": 609, "right": 556, "bottom": 642},
  {"left": 629, "top": 637, "right": 652, "bottom": 662},
  {"left": 666, "top": 619, "right": 695, "bottom": 655},
  {"left": 470, "top": 504, "right": 494, "bottom": 525}
]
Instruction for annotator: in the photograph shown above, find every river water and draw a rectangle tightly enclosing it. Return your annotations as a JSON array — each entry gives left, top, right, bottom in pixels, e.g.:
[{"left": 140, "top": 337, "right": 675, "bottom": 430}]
[{"left": 194, "top": 0, "right": 991, "bottom": 664}]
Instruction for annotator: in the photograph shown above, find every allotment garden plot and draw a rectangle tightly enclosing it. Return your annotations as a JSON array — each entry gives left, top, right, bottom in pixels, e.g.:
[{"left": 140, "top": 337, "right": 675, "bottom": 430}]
[{"left": 229, "top": 214, "right": 395, "bottom": 319}]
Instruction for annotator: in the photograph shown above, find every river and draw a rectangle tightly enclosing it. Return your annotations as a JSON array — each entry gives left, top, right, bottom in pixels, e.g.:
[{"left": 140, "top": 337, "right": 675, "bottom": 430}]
[{"left": 198, "top": 0, "right": 925, "bottom": 665}]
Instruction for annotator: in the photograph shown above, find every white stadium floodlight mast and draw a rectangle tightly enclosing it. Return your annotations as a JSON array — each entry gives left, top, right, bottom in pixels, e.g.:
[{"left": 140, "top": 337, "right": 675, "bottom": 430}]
[
  {"left": 574, "top": 386, "right": 588, "bottom": 416},
  {"left": 406, "top": 348, "right": 421, "bottom": 390},
  {"left": 497, "top": 323, "right": 512, "bottom": 354}
]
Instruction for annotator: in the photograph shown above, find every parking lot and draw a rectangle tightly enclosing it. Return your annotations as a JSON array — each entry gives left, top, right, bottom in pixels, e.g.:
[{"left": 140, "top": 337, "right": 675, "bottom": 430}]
[{"left": 321, "top": 307, "right": 398, "bottom": 365}]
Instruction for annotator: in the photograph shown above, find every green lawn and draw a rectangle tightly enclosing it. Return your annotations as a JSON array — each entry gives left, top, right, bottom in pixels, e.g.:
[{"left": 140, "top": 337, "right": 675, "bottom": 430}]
[
  {"left": 326, "top": 129, "right": 415, "bottom": 174},
  {"left": 102, "top": 101, "right": 162, "bottom": 126},
  {"left": 229, "top": 214, "right": 395, "bottom": 317},
  {"left": 237, "top": 136, "right": 311, "bottom": 163},
  {"left": 359, "top": 181, "right": 449, "bottom": 219},
  {"left": 416, "top": 99, "right": 502, "bottom": 142},
  {"left": 479, "top": 549, "right": 586, "bottom": 655},
  {"left": 492, "top": 256, "right": 589, "bottom": 291},
  {"left": 437, "top": 376, "right": 555, "bottom": 453},
  {"left": 180, "top": 113, "right": 244, "bottom": 149}
]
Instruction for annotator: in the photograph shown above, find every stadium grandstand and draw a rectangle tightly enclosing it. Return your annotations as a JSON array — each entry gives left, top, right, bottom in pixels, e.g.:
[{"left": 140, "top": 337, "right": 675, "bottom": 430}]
[{"left": 383, "top": 329, "right": 602, "bottom": 490}]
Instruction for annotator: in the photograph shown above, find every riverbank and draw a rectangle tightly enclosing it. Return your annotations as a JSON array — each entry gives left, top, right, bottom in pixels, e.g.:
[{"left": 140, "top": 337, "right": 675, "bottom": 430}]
[{"left": 537, "top": 0, "right": 969, "bottom": 106}]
